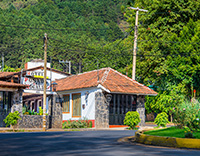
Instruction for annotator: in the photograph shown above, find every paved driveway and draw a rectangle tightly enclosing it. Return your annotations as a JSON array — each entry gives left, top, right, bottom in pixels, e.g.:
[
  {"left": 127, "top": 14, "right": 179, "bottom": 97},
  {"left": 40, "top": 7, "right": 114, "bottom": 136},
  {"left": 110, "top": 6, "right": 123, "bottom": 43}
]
[{"left": 0, "top": 130, "right": 199, "bottom": 156}]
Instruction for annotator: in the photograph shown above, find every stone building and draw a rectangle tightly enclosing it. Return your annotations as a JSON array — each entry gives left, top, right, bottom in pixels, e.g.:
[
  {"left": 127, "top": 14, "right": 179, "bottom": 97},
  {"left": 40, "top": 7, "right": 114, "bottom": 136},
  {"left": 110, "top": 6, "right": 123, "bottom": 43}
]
[
  {"left": 55, "top": 67, "right": 157, "bottom": 128},
  {"left": 0, "top": 73, "right": 27, "bottom": 127},
  {"left": 0, "top": 59, "right": 70, "bottom": 128},
  {"left": 0, "top": 70, "right": 63, "bottom": 128}
]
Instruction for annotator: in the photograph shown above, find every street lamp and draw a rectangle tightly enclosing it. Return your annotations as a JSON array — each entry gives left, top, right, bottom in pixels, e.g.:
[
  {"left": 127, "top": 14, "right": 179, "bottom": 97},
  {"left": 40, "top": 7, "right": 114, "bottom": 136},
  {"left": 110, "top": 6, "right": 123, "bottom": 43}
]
[{"left": 52, "top": 82, "right": 58, "bottom": 92}]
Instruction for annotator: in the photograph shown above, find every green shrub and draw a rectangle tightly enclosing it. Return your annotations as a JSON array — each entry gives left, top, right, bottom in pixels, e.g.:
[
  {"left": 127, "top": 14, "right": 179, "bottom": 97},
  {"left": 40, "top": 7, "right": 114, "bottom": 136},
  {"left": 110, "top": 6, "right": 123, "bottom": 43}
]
[
  {"left": 89, "top": 121, "right": 93, "bottom": 128},
  {"left": 184, "top": 126, "right": 194, "bottom": 138},
  {"left": 39, "top": 107, "right": 43, "bottom": 115},
  {"left": 185, "top": 131, "right": 194, "bottom": 138},
  {"left": 62, "top": 119, "right": 91, "bottom": 129},
  {"left": 173, "top": 101, "right": 200, "bottom": 131},
  {"left": 124, "top": 111, "right": 141, "bottom": 129},
  {"left": 3, "top": 111, "right": 21, "bottom": 132},
  {"left": 62, "top": 121, "right": 71, "bottom": 129},
  {"left": 154, "top": 112, "right": 169, "bottom": 127},
  {"left": 22, "top": 106, "right": 26, "bottom": 114}
]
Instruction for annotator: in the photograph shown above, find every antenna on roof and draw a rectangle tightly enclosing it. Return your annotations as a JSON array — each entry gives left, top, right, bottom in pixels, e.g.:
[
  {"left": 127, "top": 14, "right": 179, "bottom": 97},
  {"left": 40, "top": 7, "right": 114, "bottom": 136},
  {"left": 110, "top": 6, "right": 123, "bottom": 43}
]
[{"left": 59, "top": 60, "right": 71, "bottom": 74}]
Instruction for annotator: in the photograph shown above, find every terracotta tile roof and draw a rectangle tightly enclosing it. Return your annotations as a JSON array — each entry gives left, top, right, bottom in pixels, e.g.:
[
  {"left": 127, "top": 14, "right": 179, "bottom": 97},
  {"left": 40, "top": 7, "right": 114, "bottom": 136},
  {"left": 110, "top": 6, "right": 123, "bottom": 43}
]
[
  {"left": 0, "top": 72, "right": 16, "bottom": 78},
  {"left": 0, "top": 81, "right": 28, "bottom": 88},
  {"left": 56, "top": 68, "right": 157, "bottom": 95}
]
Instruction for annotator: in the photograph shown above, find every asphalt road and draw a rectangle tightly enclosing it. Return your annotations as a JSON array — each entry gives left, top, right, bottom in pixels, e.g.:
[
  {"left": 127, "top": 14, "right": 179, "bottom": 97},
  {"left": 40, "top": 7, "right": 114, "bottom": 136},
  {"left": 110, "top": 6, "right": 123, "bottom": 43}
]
[{"left": 0, "top": 130, "right": 199, "bottom": 156}]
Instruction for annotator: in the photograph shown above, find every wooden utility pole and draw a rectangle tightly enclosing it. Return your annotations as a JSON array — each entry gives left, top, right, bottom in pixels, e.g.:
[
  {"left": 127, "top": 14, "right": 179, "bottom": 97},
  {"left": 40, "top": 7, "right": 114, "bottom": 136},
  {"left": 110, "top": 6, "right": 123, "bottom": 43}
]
[
  {"left": 129, "top": 7, "right": 148, "bottom": 80},
  {"left": 43, "top": 33, "right": 47, "bottom": 131},
  {"left": 2, "top": 52, "right": 4, "bottom": 72},
  {"left": 69, "top": 61, "right": 71, "bottom": 74}
]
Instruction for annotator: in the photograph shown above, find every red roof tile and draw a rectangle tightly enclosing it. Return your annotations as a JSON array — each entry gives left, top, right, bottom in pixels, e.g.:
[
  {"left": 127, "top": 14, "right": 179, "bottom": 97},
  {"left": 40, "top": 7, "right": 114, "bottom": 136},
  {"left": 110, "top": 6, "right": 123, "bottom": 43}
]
[
  {"left": 56, "top": 68, "right": 157, "bottom": 95},
  {"left": 0, "top": 81, "right": 28, "bottom": 88},
  {"left": 0, "top": 72, "right": 16, "bottom": 78}
]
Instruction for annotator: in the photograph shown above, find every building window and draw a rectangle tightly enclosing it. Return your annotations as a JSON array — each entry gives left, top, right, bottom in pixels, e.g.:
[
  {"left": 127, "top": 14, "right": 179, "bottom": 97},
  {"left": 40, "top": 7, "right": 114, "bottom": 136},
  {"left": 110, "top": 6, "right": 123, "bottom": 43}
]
[
  {"left": 63, "top": 95, "right": 70, "bottom": 113},
  {"left": 72, "top": 93, "right": 81, "bottom": 117},
  {"left": 0, "top": 92, "right": 12, "bottom": 113}
]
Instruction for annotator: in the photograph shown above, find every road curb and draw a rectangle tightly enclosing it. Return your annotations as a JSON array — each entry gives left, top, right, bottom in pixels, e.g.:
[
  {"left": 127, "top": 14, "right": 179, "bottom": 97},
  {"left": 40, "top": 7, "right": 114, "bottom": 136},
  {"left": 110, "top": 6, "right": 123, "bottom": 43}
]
[
  {"left": 135, "top": 130, "right": 200, "bottom": 149},
  {"left": 0, "top": 127, "right": 128, "bottom": 133},
  {"left": 117, "top": 136, "right": 134, "bottom": 143}
]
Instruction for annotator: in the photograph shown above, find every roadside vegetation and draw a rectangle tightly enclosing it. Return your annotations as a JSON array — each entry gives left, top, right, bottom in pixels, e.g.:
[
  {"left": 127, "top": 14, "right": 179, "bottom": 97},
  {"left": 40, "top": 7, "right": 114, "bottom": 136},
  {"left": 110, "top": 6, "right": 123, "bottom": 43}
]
[
  {"left": 144, "top": 127, "right": 200, "bottom": 139},
  {"left": 3, "top": 111, "right": 21, "bottom": 132},
  {"left": 124, "top": 111, "right": 140, "bottom": 130},
  {"left": 62, "top": 119, "right": 93, "bottom": 129},
  {"left": 146, "top": 100, "right": 200, "bottom": 139}
]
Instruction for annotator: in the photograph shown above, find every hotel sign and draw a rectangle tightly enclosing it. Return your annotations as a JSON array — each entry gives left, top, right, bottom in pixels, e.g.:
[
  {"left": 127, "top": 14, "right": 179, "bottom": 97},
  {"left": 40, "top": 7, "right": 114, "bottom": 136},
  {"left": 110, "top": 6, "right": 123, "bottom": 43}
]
[{"left": 22, "top": 77, "right": 51, "bottom": 91}]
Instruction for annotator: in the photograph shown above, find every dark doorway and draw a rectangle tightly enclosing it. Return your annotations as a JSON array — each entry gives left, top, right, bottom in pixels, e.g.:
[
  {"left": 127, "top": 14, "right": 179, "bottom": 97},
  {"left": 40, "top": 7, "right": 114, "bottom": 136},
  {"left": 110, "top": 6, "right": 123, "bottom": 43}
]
[
  {"left": 0, "top": 92, "right": 12, "bottom": 127},
  {"left": 109, "top": 94, "right": 137, "bottom": 125}
]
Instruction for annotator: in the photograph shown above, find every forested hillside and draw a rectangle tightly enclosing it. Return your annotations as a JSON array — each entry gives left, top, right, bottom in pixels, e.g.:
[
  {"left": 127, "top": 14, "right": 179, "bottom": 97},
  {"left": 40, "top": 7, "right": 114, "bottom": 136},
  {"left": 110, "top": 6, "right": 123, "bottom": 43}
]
[
  {"left": 124, "top": 0, "right": 200, "bottom": 115},
  {"left": 1, "top": 0, "right": 200, "bottom": 108},
  {"left": 0, "top": 0, "right": 130, "bottom": 73}
]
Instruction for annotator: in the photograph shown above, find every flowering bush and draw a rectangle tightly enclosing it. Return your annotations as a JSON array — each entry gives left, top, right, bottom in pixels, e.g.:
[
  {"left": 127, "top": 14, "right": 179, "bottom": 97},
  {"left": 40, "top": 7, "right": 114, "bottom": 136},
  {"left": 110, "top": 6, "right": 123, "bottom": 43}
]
[
  {"left": 173, "top": 101, "right": 200, "bottom": 131},
  {"left": 154, "top": 112, "right": 169, "bottom": 127},
  {"left": 62, "top": 119, "right": 93, "bottom": 129}
]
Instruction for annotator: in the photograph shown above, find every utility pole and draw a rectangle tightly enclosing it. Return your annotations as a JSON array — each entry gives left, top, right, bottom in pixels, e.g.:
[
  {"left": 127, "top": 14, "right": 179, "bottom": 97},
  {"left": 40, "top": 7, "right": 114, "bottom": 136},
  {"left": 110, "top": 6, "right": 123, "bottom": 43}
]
[
  {"left": 129, "top": 7, "right": 148, "bottom": 80},
  {"left": 2, "top": 52, "right": 4, "bottom": 72},
  {"left": 43, "top": 33, "right": 47, "bottom": 132},
  {"left": 69, "top": 61, "right": 71, "bottom": 74}
]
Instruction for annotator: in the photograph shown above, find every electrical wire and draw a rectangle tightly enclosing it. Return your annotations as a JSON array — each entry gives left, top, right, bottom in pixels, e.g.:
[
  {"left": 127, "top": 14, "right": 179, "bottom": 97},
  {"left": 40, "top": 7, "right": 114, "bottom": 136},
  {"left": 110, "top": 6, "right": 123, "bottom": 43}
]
[{"left": 0, "top": 24, "right": 130, "bottom": 32}]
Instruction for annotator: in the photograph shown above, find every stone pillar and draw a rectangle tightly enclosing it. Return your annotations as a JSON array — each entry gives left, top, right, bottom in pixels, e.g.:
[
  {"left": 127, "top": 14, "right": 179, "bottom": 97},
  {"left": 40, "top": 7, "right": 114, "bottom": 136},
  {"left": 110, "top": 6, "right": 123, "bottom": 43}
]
[
  {"left": 11, "top": 89, "right": 23, "bottom": 115},
  {"left": 95, "top": 92, "right": 109, "bottom": 128},
  {"left": 136, "top": 95, "right": 145, "bottom": 126},
  {"left": 48, "top": 94, "right": 62, "bottom": 128}
]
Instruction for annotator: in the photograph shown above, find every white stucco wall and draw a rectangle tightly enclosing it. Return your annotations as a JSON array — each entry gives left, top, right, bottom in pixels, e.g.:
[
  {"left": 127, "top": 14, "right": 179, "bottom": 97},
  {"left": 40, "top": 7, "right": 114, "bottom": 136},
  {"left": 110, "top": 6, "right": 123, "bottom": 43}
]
[
  {"left": 47, "top": 70, "right": 67, "bottom": 81},
  {"left": 27, "top": 62, "right": 51, "bottom": 69},
  {"left": 60, "top": 87, "right": 102, "bottom": 121},
  {"left": 27, "top": 69, "right": 67, "bottom": 81}
]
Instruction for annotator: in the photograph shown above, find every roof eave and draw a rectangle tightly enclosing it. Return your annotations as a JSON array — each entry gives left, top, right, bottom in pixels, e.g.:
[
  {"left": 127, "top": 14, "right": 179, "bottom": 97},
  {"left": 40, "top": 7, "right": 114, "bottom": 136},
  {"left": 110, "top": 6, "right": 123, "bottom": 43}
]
[
  {"left": 97, "top": 84, "right": 110, "bottom": 93},
  {"left": 109, "top": 92, "right": 158, "bottom": 96}
]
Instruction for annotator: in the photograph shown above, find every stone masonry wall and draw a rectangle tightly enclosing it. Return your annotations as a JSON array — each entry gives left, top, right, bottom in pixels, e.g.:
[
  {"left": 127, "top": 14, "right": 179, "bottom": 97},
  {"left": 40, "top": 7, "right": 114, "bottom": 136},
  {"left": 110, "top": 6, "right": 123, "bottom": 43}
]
[
  {"left": 136, "top": 95, "right": 145, "bottom": 126},
  {"left": 11, "top": 90, "right": 23, "bottom": 115},
  {"left": 17, "top": 94, "right": 62, "bottom": 129},
  {"left": 95, "top": 92, "right": 109, "bottom": 128},
  {"left": 17, "top": 115, "right": 50, "bottom": 128}
]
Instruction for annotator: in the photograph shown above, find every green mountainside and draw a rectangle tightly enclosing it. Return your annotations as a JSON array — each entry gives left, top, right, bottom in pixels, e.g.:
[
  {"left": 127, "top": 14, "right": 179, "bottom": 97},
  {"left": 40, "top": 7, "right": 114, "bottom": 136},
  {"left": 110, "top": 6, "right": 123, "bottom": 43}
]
[
  {"left": 0, "top": 0, "right": 130, "bottom": 73},
  {"left": 1, "top": 0, "right": 200, "bottom": 102}
]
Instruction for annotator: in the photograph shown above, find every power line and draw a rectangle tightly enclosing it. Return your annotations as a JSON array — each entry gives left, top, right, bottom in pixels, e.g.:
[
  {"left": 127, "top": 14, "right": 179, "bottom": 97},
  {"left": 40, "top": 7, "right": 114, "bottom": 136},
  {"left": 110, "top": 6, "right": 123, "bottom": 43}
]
[
  {"left": 137, "top": 39, "right": 200, "bottom": 45},
  {"left": 138, "top": 9, "right": 199, "bottom": 15},
  {"left": 114, "top": 27, "right": 135, "bottom": 47},
  {"left": 48, "top": 43, "right": 200, "bottom": 58},
  {"left": 48, "top": 46, "right": 88, "bottom": 53},
  {"left": 0, "top": 24, "right": 130, "bottom": 32}
]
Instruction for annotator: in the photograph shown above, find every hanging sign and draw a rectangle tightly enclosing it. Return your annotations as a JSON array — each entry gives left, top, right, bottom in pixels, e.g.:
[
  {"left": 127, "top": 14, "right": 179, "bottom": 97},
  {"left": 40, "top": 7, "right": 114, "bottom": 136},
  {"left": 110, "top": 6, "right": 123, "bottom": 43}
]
[{"left": 22, "top": 77, "right": 51, "bottom": 91}]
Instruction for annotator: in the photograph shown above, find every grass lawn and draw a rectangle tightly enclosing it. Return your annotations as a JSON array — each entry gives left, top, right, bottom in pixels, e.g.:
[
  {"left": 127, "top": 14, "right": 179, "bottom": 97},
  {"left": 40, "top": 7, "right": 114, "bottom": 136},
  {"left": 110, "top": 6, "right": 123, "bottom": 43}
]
[{"left": 143, "top": 127, "right": 200, "bottom": 139}]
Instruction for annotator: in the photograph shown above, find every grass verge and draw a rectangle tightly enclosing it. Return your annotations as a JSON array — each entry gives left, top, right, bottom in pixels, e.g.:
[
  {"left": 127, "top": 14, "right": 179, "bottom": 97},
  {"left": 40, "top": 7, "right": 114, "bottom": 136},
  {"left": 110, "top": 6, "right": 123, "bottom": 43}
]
[{"left": 144, "top": 127, "right": 200, "bottom": 139}]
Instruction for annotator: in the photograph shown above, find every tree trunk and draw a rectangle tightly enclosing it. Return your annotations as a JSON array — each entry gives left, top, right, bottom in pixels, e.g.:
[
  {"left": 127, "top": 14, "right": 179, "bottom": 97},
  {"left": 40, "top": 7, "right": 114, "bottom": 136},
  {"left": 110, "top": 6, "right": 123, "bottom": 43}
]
[
  {"left": 11, "top": 125, "right": 15, "bottom": 132},
  {"left": 170, "top": 114, "right": 173, "bottom": 123}
]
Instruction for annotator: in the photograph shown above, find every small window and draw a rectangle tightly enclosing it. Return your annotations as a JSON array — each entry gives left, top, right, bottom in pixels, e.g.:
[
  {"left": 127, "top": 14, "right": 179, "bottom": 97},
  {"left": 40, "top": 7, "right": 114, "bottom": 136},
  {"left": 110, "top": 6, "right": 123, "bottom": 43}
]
[
  {"left": 63, "top": 95, "right": 70, "bottom": 113},
  {"left": 72, "top": 94, "right": 81, "bottom": 117}
]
